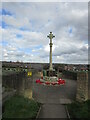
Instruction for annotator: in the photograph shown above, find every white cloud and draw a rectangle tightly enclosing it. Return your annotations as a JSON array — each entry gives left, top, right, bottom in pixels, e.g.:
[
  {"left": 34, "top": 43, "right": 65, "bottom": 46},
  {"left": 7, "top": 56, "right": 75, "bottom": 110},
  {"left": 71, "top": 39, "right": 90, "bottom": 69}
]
[
  {"left": 1, "top": 2, "right": 88, "bottom": 64},
  {"left": 1, "top": 0, "right": 89, "bottom": 2},
  {"left": 3, "top": 15, "right": 31, "bottom": 28}
]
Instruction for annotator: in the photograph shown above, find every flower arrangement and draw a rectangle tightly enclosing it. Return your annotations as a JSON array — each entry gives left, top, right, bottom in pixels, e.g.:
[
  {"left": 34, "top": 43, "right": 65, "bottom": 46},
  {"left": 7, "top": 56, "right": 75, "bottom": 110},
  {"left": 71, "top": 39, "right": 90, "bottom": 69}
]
[{"left": 36, "top": 78, "right": 65, "bottom": 86}]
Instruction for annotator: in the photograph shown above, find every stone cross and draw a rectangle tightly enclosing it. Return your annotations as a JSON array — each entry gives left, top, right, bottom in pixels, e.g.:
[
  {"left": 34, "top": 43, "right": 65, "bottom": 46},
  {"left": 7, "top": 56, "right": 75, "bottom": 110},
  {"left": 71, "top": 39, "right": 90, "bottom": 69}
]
[{"left": 47, "top": 32, "right": 55, "bottom": 70}]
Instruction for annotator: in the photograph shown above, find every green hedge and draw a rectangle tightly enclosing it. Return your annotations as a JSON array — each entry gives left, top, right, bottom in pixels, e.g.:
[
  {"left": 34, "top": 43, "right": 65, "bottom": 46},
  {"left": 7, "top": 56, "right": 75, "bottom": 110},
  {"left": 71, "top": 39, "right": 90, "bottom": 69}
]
[
  {"left": 62, "top": 70, "right": 77, "bottom": 80},
  {"left": 2, "top": 95, "right": 40, "bottom": 119}
]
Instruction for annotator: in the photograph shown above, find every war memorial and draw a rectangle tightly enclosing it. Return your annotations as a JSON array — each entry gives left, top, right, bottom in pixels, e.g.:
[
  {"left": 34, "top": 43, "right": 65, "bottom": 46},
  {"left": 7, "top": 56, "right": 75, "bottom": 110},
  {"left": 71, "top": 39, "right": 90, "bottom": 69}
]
[
  {"left": 1, "top": 32, "right": 89, "bottom": 119},
  {"left": 36, "top": 32, "right": 65, "bottom": 86}
]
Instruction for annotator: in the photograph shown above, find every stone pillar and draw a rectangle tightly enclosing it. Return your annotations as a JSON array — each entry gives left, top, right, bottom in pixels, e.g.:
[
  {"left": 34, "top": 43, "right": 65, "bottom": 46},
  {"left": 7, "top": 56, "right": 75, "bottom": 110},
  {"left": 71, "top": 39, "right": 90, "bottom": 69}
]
[
  {"left": 47, "top": 32, "right": 55, "bottom": 71},
  {"left": 49, "top": 41, "right": 53, "bottom": 70},
  {"left": 76, "top": 72, "right": 88, "bottom": 102}
]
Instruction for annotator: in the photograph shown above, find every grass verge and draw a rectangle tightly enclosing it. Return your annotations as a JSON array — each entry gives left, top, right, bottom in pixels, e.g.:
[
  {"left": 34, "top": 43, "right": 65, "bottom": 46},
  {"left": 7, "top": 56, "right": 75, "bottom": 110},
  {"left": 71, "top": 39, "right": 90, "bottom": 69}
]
[
  {"left": 67, "top": 100, "right": 90, "bottom": 119},
  {"left": 2, "top": 95, "right": 40, "bottom": 119}
]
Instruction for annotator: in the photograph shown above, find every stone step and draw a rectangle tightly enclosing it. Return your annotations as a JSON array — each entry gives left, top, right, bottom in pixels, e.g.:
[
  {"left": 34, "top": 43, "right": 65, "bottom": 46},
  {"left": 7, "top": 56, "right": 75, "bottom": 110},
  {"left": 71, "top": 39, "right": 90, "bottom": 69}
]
[
  {"left": 35, "top": 97, "right": 72, "bottom": 104},
  {"left": 59, "top": 99, "right": 72, "bottom": 104}
]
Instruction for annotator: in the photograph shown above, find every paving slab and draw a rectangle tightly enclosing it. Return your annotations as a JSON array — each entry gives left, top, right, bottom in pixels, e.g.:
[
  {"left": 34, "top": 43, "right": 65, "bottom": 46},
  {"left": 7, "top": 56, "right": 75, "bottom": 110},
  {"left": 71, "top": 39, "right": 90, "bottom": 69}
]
[
  {"left": 33, "top": 79, "right": 77, "bottom": 103},
  {"left": 33, "top": 78, "right": 76, "bottom": 118},
  {"left": 60, "top": 99, "right": 72, "bottom": 104},
  {"left": 38, "top": 104, "right": 67, "bottom": 118}
]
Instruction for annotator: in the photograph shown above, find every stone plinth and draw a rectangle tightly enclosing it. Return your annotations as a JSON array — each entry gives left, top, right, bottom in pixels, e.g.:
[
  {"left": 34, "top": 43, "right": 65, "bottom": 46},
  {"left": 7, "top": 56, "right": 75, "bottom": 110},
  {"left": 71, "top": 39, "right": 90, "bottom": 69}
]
[
  {"left": 76, "top": 72, "right": 89, "bottom": 102},
  {"left": 47, "top": 69, "right": 56, "bottom": 77},
  {"left": 41, "top": 76, "right": 58, "bottom": 82}
]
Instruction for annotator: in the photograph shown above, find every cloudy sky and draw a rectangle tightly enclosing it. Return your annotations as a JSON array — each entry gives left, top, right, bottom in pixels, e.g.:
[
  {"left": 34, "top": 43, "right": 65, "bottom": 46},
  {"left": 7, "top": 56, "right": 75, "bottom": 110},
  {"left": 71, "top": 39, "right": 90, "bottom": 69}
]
[{"left": 0, "top": 2, "right": 88, "bottom": 64}]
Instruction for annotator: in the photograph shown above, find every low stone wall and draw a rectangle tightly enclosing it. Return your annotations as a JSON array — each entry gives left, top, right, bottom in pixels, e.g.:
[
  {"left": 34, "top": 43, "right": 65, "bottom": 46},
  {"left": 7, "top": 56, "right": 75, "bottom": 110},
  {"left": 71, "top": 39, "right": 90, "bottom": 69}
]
[
  {"left": 62, "top": 70, "right": 77, "bottom": 80},
  {"left": 2, "top": 72, "right": 25, "bottom": 92},
  {"left": 88, "top": 72, "right": 90, "bottom": 99},
  {"left": 2, "top": 70, "right": 36, "bottom": 100},
  {"left": 76, "top": 72, "right": 89, "bottom": 102}
]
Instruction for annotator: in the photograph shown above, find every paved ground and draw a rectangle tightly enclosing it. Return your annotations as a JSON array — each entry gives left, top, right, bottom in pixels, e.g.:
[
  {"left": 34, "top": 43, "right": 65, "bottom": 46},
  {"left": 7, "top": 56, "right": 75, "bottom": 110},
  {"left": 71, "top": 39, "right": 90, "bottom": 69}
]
[
  {"left": 33, "top": 77, "right": 77, "bottom": 104},
  {"left": 32, "top": 74, "right": 77, "bottom": 118},
  {"left": 38, "top": 104, "right": 67, "bottom": 118}
]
